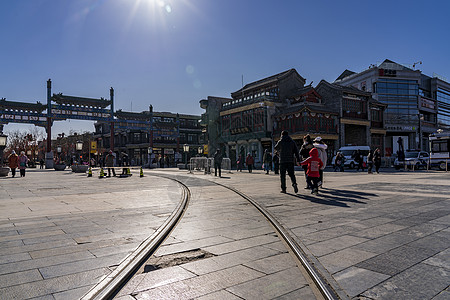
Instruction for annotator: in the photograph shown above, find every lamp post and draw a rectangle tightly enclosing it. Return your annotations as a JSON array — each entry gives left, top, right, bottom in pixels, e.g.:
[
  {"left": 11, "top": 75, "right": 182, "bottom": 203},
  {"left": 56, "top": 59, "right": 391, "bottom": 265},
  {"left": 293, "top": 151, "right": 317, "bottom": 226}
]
[
  {"left": 57, "top": 146, "right": 62, "bottom": 164},
  {"left": 76, "top": 141, "right": 83, "bottom": 164},
  {"left": 0, "top": 134, "right": 7, "bottom": 166},
  {"left": 183, "top": 144, "right": 189, "bottom": 169},
  {"left": 148, "top": 147, "right": 153, "bottom": 168}
]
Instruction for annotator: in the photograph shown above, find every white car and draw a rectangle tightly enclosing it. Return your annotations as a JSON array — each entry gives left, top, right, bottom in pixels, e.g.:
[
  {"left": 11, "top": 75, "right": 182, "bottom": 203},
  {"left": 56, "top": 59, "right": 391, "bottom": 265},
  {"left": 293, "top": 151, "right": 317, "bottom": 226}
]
[{"left": 332, "top": 146, "right": 370, "bottom": 169}]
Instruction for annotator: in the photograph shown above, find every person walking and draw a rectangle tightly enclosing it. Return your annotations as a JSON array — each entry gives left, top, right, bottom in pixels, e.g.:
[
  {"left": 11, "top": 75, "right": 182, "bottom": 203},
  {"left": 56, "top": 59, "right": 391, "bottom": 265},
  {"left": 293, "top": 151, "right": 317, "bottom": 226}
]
[
  {"left": 273, "top": 151, "right": 280, "bottom": 174},
  {"left": 105, "top": 150, "right": 116, "bottom": 177},
  {"left": 121, "top": 152, "right": 129, "bottom": 176},
  {"left": 367, "top": 150, "right": 374, "bottom": 174},
  {"left": 373, "top": 148, "right": 382, "bottom": 174},
  {"left": 18, "top": 151, "right": 29, "bottom": 177},
  {"left": 39, "top": 158, "right": 44, "bottom": 169},
  {"left": 263, "top": 149, "right": 272, "bottom": 174},
  {"left": 214, "top": 149, "right": 223, "bottom": 177},
  {"left": 301, "top": 148, "right": 323, "bottom": 195},
  {"left": 236, "top": 155, "right": 244, "bottom": 172},
  {"left": 245, "top": 153, "right": 254, "bottom": 173},
  {"left": 334, "top": 152, "right": 345, "bottom": 172},
  {"left": 274, "top": 130, "right": 300, "bottom": 194},
  {"left": 313, "top": 137, "right": 327, "bottom": 187},
  {"left": 352, "top": 149, "right": 364, "bottom": 171},
  {"left": 299, "top": 134, "right": 314, "bottom": 189},
  {"left": 8, "top": 150, "right": 19, "bottom": 178}
]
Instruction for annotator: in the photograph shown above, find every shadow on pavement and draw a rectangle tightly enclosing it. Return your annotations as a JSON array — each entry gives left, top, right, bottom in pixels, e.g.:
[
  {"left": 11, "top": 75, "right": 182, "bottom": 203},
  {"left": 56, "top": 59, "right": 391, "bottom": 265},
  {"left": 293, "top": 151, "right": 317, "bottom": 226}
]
[
  {"left": 319, "top": 188, "right": 378, "bottom": 199},
  {"left": 290, "top": 188, "right": 369, "bottom": 207}
]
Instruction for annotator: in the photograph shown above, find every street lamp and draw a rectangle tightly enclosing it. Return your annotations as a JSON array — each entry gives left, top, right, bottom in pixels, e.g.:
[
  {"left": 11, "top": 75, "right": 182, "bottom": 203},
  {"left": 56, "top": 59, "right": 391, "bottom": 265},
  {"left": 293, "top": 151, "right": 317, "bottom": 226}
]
[
  {"left": 76, "top": 141, "right": 83, "bottom": 151},
  {"left": 76, "top": 141, "right": 83, "bottom": 164},
  {"left": 183, "top": 144, "right": 189, "bottom": 168},
  {"left": 148, "top": 147, "right": 153, "bottom": 168}
]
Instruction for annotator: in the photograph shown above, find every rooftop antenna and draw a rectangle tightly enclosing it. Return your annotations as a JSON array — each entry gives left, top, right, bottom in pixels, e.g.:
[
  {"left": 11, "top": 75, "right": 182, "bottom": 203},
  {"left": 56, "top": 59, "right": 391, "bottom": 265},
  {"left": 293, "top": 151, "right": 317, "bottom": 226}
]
[
  {"left": 413, "top": 61, "right": 422, "bottom": 69},
  {"left": 241, "top": 74, "right": 244, "bottom": 100}
]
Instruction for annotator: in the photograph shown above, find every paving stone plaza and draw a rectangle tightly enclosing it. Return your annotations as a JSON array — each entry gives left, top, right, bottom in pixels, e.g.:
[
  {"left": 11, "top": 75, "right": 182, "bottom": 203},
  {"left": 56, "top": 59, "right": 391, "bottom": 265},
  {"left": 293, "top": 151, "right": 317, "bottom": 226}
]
[{"left": 0, "top": 167, "right": 448, "bottom": 299}]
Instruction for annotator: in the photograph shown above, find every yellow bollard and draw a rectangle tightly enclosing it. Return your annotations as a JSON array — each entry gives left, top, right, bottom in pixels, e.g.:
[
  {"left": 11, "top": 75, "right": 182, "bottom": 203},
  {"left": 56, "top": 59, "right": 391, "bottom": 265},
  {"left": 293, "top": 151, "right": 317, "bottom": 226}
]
[
  {"left": 99, "top": 168, "right": 105, "bottom": 179},
  {"left": 140, "top": 167, "right": 144, "bottom": 178}
]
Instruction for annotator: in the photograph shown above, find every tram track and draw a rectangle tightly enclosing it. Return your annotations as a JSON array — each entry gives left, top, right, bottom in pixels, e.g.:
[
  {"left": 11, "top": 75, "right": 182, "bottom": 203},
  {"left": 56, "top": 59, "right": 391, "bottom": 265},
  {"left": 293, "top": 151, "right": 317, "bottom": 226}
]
[
  {"left": 81, "top": 173, "right": 344, "bottom": 300},
  {"left": 80, "top": 175, "right": 191, "bottom": 300}
]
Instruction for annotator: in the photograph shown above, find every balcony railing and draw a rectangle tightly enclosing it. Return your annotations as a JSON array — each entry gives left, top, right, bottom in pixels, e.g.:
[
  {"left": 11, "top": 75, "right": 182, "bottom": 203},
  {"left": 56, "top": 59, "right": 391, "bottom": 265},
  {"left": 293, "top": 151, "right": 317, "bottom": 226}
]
[{"left": 343, "top": 111, "right": 368, "bottom": 119}]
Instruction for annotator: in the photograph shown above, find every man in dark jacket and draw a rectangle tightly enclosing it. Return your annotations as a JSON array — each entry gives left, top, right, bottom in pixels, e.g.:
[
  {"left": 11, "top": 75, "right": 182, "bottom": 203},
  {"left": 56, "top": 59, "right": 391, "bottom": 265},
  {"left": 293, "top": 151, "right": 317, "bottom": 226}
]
[
  {"left": 214, "top": 149, "right": 223, "bottom": 177},
  {"left": 274, "top": 130, "right": 300, "bottom": 193}
]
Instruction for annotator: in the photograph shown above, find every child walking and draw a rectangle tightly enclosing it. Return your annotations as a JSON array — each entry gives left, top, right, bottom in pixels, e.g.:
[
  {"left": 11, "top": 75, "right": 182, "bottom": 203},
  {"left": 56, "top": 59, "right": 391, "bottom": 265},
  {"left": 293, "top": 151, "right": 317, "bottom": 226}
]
[{"left": 300, "top": 148, "right": 323, "bottom": 195}]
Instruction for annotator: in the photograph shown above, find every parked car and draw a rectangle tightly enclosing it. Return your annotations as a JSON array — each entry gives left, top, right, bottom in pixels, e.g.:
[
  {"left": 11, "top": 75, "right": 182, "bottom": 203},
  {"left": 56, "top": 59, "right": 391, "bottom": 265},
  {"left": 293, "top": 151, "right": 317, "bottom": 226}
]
[
  {"left": 331, "top": 146, "right": 370, "bottom": 169},
  {"left": 394, "top": 150, "right": 429, "bottom": 170}
]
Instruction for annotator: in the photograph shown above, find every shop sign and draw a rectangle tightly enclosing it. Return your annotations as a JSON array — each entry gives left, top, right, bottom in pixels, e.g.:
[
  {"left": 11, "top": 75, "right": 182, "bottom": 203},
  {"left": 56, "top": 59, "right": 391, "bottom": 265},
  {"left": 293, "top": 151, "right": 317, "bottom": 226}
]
[
  {"left": 379, "top": 69, "right": 397, "bottom": 77},
  {"left": 231, "top": 127, "right": 251, "bottom": 135},
  {"left": 385, "top": 125, "right": 416, "bottom": 131}
]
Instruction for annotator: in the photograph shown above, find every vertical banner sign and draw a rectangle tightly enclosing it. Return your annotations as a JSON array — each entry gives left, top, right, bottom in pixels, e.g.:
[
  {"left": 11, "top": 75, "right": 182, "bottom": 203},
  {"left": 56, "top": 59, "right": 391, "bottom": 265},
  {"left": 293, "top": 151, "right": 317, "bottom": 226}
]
[{"left": 90, "top": 141, "right": 97, "bottom": 154}]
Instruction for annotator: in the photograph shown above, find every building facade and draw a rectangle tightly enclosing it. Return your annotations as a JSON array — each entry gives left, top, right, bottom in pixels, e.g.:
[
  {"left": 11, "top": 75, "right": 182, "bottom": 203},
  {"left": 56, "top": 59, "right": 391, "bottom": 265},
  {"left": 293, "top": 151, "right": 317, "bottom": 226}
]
[
  {"left": 335, "top": 59, "right": 449, "bottom": 156},
  {"left": 199, "top": 96, "right": 232, "bottom": 157},
  {"left": 316, "top": 80, "right": 386, "bottom": 153},
  {"left": 272, "top": 86, "right": 339, "bottom": 161},
  {"left": 219, "top": 69, "right": 306, "bottom": 165},
  {"left": 200, "top": 69, "right": 341, "bottom": 166},
  {"left": 94, "top": 109, "right": 201, "bottom": 167}
]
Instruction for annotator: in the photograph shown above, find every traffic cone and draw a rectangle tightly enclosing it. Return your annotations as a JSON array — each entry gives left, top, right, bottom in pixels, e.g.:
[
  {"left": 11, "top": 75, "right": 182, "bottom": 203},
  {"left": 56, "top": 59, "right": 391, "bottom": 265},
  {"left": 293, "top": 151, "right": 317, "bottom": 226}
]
[
  {"left": 87, "top": 167, "right": 92, "bottom": 177},
  {"left": 99, "top": 168, "right": 105, "bottom": 179},
  {"left": 140, "top": 167, "right": 144, "bottom": 177}
]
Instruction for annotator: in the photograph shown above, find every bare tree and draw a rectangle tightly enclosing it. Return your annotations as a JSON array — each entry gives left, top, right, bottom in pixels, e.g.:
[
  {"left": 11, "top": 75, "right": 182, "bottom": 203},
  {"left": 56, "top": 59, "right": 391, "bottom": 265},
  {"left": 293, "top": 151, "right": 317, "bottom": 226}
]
[{"left": 4, "top": 127, "right": 45, "bottom": 156}]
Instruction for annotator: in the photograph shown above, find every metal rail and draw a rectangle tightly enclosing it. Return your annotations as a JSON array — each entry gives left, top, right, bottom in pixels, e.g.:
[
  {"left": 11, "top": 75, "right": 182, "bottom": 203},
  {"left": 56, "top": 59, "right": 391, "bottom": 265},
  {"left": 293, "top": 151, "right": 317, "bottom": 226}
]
[
  {"left": 81, "top": 172, "right": 344, "bottom": 300},
  {"left": 80, "top": 176, "right": 191, "bottom": 300},
  {"left": 214, "top": 182, "right": 344, "bottom": 300}
]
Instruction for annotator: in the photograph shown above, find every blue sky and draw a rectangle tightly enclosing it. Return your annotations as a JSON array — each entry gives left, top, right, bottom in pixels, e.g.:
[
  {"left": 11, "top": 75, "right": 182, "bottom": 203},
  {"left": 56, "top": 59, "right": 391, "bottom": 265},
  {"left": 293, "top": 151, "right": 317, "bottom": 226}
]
[{"left": 1, "top": 0, "right": 449, "bottom": 137}]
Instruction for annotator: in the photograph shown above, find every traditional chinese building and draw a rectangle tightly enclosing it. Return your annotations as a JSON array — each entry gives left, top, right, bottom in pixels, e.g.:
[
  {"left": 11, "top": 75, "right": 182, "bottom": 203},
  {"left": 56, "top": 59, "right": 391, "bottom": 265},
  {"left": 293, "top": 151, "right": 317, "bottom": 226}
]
[
  {"left": 218, "top": 69, "right": 306, "bottom": 164},
  {"left": 316, "top": 80, "right": 387, "bottom": 153},
  {"left": 272, "top": 86, "right": 339, "bottom": 159},
  {"left": 93, "top": 108, "right": 201, "bottom": 166}
]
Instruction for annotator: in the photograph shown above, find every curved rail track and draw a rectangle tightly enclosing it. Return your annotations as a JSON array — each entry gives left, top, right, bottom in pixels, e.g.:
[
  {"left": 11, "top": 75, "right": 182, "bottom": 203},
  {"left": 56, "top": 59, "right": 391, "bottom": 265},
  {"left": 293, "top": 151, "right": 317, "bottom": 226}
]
[{"left": 81, "top": 173, "right": 344, "bottom": 300}]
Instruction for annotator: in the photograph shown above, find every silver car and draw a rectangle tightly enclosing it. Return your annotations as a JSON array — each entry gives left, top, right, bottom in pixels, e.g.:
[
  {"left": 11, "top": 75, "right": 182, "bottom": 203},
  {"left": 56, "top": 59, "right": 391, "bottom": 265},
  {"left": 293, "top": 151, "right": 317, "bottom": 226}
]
[{"left": 394, "top": 150, "right": 429, "bottom": 170}]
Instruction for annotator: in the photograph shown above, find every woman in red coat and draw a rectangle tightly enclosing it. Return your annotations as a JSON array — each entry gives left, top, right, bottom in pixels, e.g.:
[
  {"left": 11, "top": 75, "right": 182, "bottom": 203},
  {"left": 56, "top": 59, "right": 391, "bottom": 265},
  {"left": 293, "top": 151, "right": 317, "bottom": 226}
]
[
  {"left": 8, "top": 150, "right": 19, "bottom": 178},
  {"left": 245, "top": 153, "right": 254, "bottom": 173}
]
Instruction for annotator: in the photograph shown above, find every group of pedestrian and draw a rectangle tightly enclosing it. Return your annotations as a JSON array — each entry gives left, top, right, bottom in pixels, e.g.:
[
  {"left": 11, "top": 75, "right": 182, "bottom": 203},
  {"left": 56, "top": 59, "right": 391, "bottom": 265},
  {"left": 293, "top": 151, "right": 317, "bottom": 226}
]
[
  {"left": 7, "top": 151, "right": 29, "bottom": 177},
  {"left": 367, "top": 148, "right": 382, "bottom": 174},
  {"left": 273, "top": 131, "right": 330, "bottom": 195},
  {"left": 235, "top": 150, "right": 280, "bottom": 175},
  {"left": 298, "top": 134, "right": 327, "bottom": 194}
]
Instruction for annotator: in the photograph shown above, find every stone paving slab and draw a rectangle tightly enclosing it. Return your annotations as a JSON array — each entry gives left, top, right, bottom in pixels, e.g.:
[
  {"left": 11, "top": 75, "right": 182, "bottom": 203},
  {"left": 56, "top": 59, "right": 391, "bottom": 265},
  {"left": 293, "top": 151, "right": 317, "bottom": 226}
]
[
  {"left": 1, "top": 167, "right": 449, "bottom": 299},
  {"left": 117, "top": 178, "right": 316, "bottom": 299},
  {"left": 0, "top": 168, "right": 181, "bottom": 299},
  {"left": 210, "top": 168, "right": 449, "bottom": 300}
]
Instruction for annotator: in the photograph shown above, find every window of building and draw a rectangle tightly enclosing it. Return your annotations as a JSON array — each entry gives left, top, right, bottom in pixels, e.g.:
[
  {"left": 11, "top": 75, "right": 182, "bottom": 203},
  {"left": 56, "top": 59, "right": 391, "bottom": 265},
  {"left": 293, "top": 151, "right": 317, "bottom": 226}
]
[
  {"left": 188, "top": 134, "right": 197, "bottom": 143},
  {"left": 371, "top": 109, "right": 382, "bottom": 122}
]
